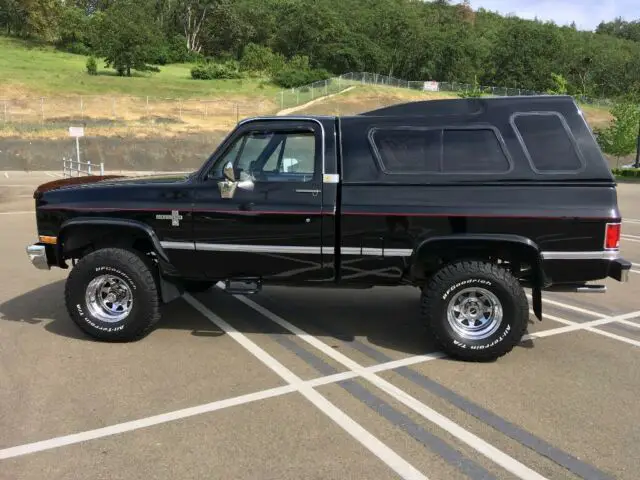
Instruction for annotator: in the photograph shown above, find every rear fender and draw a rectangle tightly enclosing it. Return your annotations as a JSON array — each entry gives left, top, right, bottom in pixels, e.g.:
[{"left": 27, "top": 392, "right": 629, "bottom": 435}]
[{"left": 414, "top": 234, "right": 547, "bottom": 318}]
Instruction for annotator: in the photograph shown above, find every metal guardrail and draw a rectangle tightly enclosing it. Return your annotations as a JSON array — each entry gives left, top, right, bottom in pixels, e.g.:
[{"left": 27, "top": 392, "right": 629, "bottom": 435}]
[{"left": 63, "top": 156, "right": 104, "bottom": 178}]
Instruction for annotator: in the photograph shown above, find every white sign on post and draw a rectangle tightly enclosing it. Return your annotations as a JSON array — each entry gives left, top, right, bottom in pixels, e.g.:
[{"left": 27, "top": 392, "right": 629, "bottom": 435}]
[
  {"left": 423, "top": 81, "right": 439, "bottom": 92},
  {"left": 69, "top": 126, "right": 85, "bottom": 138},
  {"left": 69, "top": 126, "right": 85, "bottom": 173}
]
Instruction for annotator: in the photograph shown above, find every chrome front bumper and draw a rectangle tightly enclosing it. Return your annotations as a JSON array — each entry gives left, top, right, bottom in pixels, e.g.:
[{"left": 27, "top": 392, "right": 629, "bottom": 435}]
[{"left": 26, "top": 244, "right": 50, "bottom": 270}]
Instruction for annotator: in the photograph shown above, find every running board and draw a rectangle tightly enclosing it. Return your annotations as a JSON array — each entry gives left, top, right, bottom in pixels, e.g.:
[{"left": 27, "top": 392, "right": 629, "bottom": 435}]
[
  {"left": 543, "top": 284, "right": 607, "bottom": 293},
  {"left": 223, "top": 278, "right": 262, "bottom": 295}
]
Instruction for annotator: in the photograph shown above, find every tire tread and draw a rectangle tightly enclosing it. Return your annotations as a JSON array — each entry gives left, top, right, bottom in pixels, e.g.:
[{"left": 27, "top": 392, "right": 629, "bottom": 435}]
[
  {"left": 64, "top": 247, "right": 160, "bottom": 341},
  {"left": 421, "top": 260, "right": 529, "bottom": 361}
]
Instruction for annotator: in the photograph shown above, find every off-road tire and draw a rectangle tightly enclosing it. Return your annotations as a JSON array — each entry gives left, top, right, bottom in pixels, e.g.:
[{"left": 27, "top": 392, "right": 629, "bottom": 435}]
[
  {"left": 421, "top": 260, "right": 528, "bottom": 362},
  {"left": 64, "top": 248, "right": 161, "bottom": 342}
]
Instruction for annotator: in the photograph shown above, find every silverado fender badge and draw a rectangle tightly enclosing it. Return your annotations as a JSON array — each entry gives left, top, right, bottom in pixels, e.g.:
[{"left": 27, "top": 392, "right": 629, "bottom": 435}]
[{"left": 156, "top": 210, "right": 183, "bottom": 227}]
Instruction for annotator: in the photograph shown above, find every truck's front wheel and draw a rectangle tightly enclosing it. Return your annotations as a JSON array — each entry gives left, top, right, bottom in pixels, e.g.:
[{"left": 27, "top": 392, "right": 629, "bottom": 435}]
[
  {"left": 421, "top": 261, "right": 528, "bottom": 361},
  {"left": 64, "top": 248, "right": 161, "bottom": 342}
]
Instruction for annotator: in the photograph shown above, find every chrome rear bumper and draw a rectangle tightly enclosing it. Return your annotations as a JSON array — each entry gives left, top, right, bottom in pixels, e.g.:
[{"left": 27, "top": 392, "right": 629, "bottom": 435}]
[{"left": 26, "top": 244, "right": 50, "bottom": 270}]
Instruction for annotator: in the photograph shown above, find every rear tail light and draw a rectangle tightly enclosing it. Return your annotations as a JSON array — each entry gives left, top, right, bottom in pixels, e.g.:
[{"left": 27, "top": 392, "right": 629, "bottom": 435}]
[{"left": 605, "top": 223, "right": 621, "bottom": 250}]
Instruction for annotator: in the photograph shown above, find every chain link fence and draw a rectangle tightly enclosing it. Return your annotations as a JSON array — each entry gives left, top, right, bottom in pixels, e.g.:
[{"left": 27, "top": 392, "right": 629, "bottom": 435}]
[
  {"left": 0, "top": 95, "right": 278, "bottom": 136},
  {"left": 0, "top": 72, "right": 612, "bottom": 133},
  {"left": 275, "top": 72, "right": 614, "bottom": 111},
  {"left": 0, "top": 71, "right": 615, "bottom": 173}
]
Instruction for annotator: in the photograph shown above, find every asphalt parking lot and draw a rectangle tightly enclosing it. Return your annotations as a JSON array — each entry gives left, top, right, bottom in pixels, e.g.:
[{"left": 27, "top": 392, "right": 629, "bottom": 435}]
[{"left": 1, "top": 171, "right": 639, "bottom": 480}]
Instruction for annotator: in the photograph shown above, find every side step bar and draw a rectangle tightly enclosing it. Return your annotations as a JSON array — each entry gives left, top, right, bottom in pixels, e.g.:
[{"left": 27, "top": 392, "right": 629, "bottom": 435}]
[
  {"left": 543, "top": 284, "right": 607, "bottom": 293},
  {"left": 223, "top": 278, "right": 262, "bottom": 295}
]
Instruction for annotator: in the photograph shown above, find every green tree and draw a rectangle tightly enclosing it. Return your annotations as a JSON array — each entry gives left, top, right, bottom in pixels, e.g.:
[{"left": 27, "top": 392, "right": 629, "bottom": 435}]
[
  {"left": 595, "top": 102, "right": 640, "bottom": 162},
  {"left": 58, "top": 5, "right": 91, "bottom": 46},
  {"left": 0, "top": 0, "right": 28, "bottom": 35},
  {"left": 93, "top": 0, "right": 162, "bottom": 76},
  {"left": 178, "top": 0, "right": 217, "bottom": 53},
  {"left": 458, "top": 75, "right": 484, "bottom": 98},
  {"left": 23, "top": 0, "right": 62, "bottom": 40},
  {"left": 546, "top": 73, "right": 568, "bottom": 95}
]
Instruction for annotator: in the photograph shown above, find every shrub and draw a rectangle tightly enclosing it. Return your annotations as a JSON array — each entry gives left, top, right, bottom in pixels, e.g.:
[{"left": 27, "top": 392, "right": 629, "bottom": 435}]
[
  {"left": 288, "top": 55, "right": 310, "bottom": 71},
  {"left": 241, "top": 43, "right": 270, "bottom": 71},
  {"left": 272, "top": 67, "right": 331, "bottom": 88},
  {"left": 139, "top": 65, "right": 161, "bottom": 73},
  {"left": 66, "top": 42, "right": 92, "bottom": 56},
  {"left": 167, "top": 35, "right": 192, "bottom": 63},
  {"left": 458, "top": 75, "right": 485, "bottom": 98},
  {"left": 86, "top": 56, "right": 98, "bottom": 76},
  {"left": 240, "top": 43, "right": 286, "bottom": 76},
  {"left": 190, "top": 64, "right": 210, "bottom": 80},
  {"left": 151, "top": 45, "right": 169, "bottom": 65},
  {"left": 191, "top": 61, "right": 244, "bottom": 80},
  {"left": 612, "top": 168, "right": 640, "bottom": 177},
  {"left": 594, "top": 102, "right": 640, "bottom": 161},
  {"left": 149, "top": 36, "right": 195, "bottom": 65}
]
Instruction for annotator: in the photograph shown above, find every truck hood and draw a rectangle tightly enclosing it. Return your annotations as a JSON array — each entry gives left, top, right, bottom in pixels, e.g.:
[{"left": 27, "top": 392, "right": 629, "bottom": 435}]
[{"left": 33, "top": 172, "right": 193, "bottom": 196}]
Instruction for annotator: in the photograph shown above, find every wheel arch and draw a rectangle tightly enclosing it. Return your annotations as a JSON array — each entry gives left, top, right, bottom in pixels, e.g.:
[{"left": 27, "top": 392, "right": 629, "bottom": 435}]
[
  {"left": 58, "top": 218, "right": 171, "bottom": 264},
  {"left": 58, "top": 219, "right": 183, "bottom": 304},
  {"left": 413, "top": 234, "right": 549, "bottom": 287}
]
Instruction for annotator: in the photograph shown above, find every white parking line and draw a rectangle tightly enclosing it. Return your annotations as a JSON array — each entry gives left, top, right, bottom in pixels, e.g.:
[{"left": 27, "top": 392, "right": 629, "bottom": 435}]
[
  {"left": 623, "top": 219, "right": 640, "bottom": 224},
  {"left": 526, "top": 293, "right": 604, "bottom": 318},
  {"left": 527, "top": 310, "right": 640, "bottom": 346},
  {"left": 0, "top": 384, "right": 298, "bottom": 460},
  {"left": 232, "top": 293, "right": 548, "bottom": 480},
  {"left": 528, "top": 293, "right": 640, "bottom": 334},
  {"left": 0, "top": 350, "right": 443, "bottom": 462},
  {"left": 3, "top": 172, "right": 8, "bottom": 178},
  {"left": 183, "top": 295, "right": 428, "bottom": 480},
  {"left": 621, "top": 235, "right": 640, "bottom": 243},
  {"left": 45, "top": 172, "right": 56, "bottom": 178},
  {"left": 1, "top": 308, "right": 623, "bottom": 463},
  {"left": 0, "top": 211, "right": 35, "bottom": 215}
]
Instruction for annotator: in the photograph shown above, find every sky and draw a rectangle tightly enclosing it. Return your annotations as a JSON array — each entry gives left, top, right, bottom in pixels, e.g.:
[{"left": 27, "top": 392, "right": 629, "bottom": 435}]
[{"left": 454, "top": 0, "right": 640, "bottom": 31}]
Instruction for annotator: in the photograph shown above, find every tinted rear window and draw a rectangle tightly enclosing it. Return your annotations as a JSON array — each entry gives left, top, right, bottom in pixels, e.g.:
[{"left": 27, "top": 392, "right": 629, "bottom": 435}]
[
  {"left": 442, "top": 129, "right": 510, "bottom": 173},
  {"left": 512, "top": 113, "right": 584, "bottom": 173},
  {"left": 371, "top": 127, "right": 510, "bottom": 174},
  {"left": 372, "top": 128, "right": 441, "bottom": 173}
]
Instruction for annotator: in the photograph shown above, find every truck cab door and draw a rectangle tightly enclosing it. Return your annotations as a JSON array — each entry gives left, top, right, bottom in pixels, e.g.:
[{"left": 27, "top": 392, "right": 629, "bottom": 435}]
[{"left": 189, "top": 118, "right": 336, "bottom": 283}]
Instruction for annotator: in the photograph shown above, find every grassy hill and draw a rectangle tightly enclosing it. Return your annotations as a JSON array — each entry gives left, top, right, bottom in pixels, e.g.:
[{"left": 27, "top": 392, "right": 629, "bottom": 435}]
[
  {"left": 0, "top": 36, "right": 280, "bottom": 99},
  {"left": 0, "top": 35, "right": 613, "bottom": 141}
]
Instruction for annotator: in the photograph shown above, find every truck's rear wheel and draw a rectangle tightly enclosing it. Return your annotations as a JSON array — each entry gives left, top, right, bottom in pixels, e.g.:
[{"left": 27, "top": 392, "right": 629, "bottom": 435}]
[
  {"left": 421, "top": 260, "right": 528, "bottom": 361},
  {"left": 64, "top": 248, "right": 160, "bottom": 342}
]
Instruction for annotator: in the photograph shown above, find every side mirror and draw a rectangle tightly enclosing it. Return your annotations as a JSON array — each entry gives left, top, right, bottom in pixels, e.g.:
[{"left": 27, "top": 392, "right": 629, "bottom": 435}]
[
  {"left": 223, "top": 161, "right": 235, "bottom": 182},
  {"left": 237, "top": 171, "right": 255, "bottom": 192}
]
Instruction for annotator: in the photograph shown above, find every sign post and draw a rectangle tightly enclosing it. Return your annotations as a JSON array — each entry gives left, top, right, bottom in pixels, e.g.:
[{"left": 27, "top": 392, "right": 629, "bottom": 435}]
[
  {"left": 635, "top": 116, "right": 640, "bottom": 169},
  {"left": 69, "top": 126, "right": 85, "bottom": 173}
]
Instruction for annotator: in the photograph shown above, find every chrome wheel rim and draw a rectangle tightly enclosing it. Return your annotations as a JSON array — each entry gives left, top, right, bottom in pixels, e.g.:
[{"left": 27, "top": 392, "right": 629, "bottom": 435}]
[
  {"left": 446, "top": 287, "right": 503, "bottom": 340},
  {"left": 85, "top": 274, "right": 133, "bottom": 323}
]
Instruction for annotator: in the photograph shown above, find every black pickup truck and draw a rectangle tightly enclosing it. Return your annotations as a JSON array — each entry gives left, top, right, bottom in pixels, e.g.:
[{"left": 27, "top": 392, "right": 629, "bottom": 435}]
[{"left": 27, "top": 95, "right": 631, "bottom": 361}]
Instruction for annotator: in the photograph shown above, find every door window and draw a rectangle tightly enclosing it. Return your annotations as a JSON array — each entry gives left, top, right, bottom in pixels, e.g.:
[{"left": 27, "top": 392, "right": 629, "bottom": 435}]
[{"left": 212, "top": 129, "right": 316, "bottom": 183}]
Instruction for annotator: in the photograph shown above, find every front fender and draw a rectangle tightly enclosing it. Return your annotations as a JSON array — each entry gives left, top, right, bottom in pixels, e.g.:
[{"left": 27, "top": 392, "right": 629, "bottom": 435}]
[
  {"left": 57, "top": 218, "right": 184, "bottom": 303},
  {"left": 58, "top": 217, "right": 172, "bottom": 265}
]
